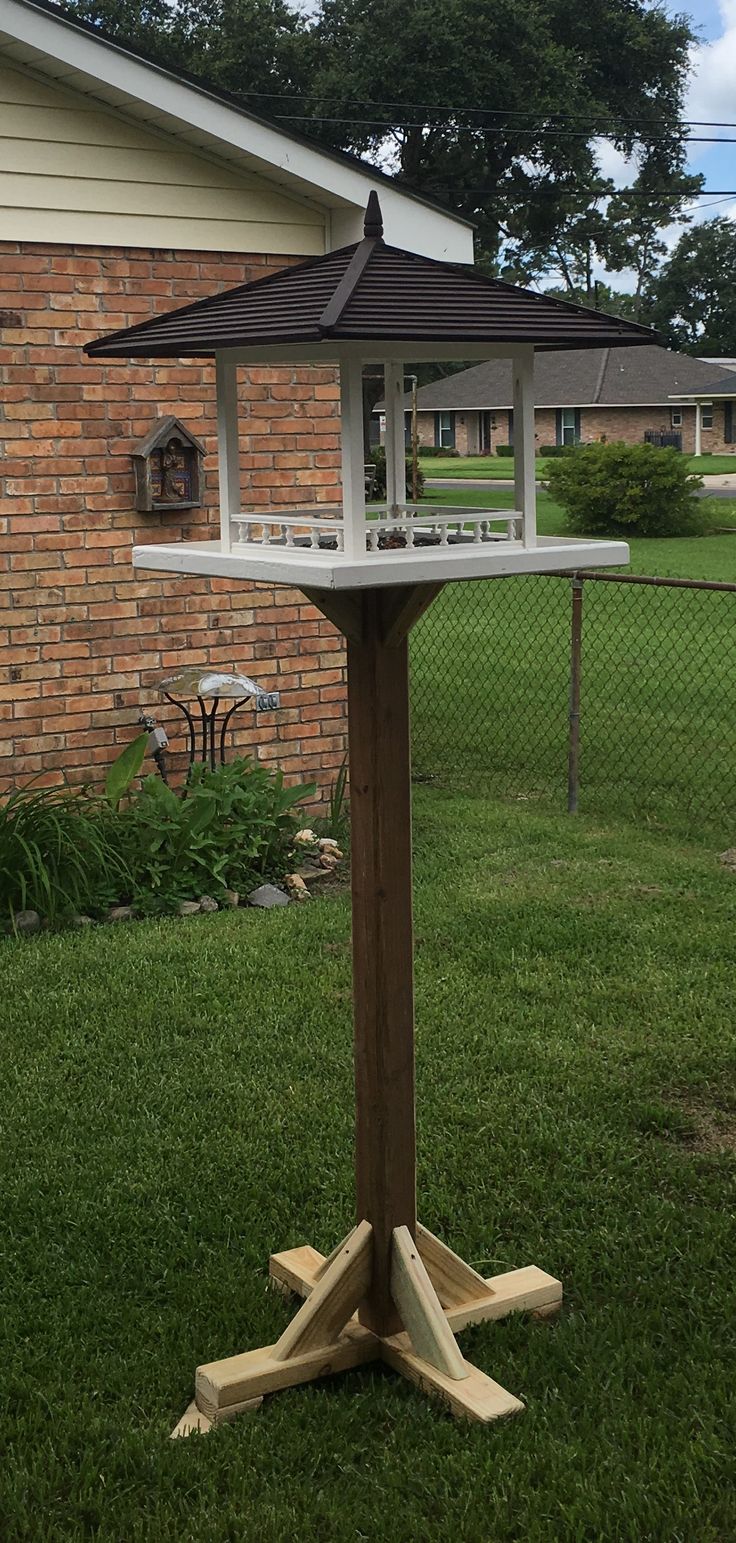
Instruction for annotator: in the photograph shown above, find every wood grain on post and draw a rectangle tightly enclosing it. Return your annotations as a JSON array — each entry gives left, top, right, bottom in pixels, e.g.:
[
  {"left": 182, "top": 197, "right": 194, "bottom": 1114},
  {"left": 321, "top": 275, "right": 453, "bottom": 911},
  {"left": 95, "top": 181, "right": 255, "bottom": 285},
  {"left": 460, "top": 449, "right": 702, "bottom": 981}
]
[{"left": 348, "top": 590, "right": 417, "bottom": 1336}]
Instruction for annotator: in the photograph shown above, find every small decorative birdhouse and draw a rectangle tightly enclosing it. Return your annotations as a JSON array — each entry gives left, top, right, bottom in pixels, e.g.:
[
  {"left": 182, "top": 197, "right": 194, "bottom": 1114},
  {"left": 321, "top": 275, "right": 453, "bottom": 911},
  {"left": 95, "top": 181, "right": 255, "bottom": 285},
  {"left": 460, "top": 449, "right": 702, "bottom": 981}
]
[{"left": 132, "top": 416, "right": 205, "bottom": 513}]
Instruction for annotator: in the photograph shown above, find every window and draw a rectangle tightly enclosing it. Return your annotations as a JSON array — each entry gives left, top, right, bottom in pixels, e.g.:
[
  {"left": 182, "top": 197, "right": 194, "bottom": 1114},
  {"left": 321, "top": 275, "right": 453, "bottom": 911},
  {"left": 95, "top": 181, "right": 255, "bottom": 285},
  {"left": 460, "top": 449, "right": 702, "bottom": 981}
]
[
  {"left": 702, "top": 403, "right": 714, "bottom": 430},
  {"left": 671, "top": 409, "right": 683, "bottom": 428},
  {"left": 556, "top": 407, "right": 580, "bottom": 446},
  {"left": 435, "top": 411, "right": 455, "bottom": 449}
]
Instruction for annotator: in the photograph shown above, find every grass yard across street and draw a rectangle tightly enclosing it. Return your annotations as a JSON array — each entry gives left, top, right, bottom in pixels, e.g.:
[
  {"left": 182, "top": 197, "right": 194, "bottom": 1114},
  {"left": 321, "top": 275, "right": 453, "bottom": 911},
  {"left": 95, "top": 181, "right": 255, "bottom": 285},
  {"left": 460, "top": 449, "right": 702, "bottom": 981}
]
[{"left": 1, "top": 789, "right": 734, "bottom": 1541}]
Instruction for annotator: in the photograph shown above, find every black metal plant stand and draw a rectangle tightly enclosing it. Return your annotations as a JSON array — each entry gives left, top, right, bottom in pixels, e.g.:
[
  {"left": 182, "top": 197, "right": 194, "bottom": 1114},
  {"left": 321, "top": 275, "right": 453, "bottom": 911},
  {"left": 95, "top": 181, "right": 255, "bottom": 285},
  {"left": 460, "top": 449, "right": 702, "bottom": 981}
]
[{"left": 159, "top": 668, "right": 263, "bottom": 771}]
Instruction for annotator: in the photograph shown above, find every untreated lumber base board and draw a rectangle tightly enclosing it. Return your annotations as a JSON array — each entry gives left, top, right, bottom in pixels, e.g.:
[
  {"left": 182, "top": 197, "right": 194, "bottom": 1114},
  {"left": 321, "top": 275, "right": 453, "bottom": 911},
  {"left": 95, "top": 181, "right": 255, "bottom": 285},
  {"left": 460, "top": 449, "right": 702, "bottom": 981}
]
[{"left": 171, "top": 1226, "right": 561, "bottom": 1437}]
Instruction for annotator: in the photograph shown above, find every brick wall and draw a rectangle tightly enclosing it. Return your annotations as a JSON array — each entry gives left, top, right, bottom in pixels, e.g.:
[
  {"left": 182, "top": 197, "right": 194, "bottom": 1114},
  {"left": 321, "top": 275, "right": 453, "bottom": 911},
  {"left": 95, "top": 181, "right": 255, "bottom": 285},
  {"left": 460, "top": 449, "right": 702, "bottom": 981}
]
[
  {"left": 0, "top": 242, "right": 348, "bottom": 796},
  {"left": 417, "top": 403, "right": 735, "bottom": 456}
]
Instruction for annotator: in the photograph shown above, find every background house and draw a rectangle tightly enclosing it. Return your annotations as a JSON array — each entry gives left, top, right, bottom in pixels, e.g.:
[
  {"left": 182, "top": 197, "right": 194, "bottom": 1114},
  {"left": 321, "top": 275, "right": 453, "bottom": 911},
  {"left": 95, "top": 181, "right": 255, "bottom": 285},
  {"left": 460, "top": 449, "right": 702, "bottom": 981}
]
[
  {"left": 404, "top": 345, "right": 736, "bottom": 456},
  {"left": 0, "top": 0, "right": 470, "bottom": 792}
]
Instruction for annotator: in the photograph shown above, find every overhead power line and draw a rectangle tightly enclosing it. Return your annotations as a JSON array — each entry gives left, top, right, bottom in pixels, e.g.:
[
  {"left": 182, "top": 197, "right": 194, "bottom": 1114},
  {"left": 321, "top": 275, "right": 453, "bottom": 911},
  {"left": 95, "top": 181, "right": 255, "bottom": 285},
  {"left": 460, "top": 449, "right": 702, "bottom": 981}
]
[
  {"left": 269, "top": 113, "right": 736, "bottom": 142},
  {"left": 230, "top": 86, "right": 736, "bottom": 131}
]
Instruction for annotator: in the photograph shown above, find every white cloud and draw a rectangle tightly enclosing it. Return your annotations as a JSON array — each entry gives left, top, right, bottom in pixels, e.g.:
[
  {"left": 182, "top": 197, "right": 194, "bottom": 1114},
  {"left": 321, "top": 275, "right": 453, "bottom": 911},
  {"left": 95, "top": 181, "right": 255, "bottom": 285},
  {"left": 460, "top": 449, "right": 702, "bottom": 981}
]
[
  {"left": 593, "top": 138, "right": 637, "bottom": 185},
  {"left": 686, "top": 0, "right": 736, "bottom": 130}
]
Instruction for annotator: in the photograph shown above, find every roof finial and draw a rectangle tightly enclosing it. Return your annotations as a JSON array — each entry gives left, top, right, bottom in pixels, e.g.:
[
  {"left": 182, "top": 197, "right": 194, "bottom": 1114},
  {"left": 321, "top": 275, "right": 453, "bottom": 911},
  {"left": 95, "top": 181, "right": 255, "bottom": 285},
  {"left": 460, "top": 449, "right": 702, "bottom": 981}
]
[{"left": 364, "top": 191, "right": 384, "bottom": 240}]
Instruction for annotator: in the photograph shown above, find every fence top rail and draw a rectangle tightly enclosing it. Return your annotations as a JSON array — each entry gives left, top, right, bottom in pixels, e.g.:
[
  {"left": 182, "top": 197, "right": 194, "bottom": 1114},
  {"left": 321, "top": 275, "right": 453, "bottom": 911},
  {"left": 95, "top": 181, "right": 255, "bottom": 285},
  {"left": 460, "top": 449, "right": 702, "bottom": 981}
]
[{"left": 565, "top": 570, "right": 736, "bottom": 594}]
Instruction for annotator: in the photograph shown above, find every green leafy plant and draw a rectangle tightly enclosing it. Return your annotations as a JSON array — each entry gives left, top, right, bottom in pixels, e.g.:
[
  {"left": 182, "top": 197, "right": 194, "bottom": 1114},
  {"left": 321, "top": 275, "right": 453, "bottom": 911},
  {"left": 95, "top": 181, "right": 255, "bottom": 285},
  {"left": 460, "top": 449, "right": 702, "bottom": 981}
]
[
  {"left": 0, "top": 783, "right": 130, "bottom": 928},
  {"left": 417, "top": 444, "right": 460, "bottom": 458},
  {"left": 322, "top": 756, "right": 349, "bottom": 843},
  {"left": 121, "top": 757, "right": 315, "bottom": 911},
  {"left": 545, "top": 441, "right": 705, "bottom": 537},
  {"left": 495, "top": 444, "right": 513, "bottom": 456},
  {"left": 105, "top": 731, "right": 148, "bottom": 809},
  {"left": 538, "top": 444, "right": 575, "bottom": 458},
  {"left": 368, "top": 447, "right": 425, "bottom": 500}
]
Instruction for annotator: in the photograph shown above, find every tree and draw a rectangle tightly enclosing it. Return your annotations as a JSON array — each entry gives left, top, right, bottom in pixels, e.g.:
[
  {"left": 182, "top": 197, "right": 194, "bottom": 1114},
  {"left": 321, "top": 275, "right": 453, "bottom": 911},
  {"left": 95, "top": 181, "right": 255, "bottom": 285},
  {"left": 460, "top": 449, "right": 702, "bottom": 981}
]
[
  {"left": 65, "top": 0, "right": 697, "bottom": 284},
  {"left": 303, "top": 0, "right": 696, "bottom": 265},
  {"left": 541, "top": 283, "right": 641, "bottom": 321},
  {"left": 61, "top": 0, "right": 311, "bottom": 116},
  {"left": 645, "top": 219, "right": 736, "bottom": 355}
]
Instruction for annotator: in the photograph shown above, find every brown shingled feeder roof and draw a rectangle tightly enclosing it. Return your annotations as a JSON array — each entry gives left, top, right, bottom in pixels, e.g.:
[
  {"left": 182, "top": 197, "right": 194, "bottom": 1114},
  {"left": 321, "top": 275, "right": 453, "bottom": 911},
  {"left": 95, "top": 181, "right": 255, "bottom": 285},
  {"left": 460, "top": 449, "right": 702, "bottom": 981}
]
[{"left": 85, "top": 192, "right": 657, "bottom": 360}]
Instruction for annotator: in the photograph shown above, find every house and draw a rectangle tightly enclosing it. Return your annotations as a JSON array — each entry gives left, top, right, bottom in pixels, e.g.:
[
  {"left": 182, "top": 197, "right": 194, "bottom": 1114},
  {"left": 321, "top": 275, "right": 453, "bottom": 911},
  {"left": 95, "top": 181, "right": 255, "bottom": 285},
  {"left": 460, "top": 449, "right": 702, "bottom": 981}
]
[
  {"left": 404, "top": 345, "right": 736, "bottom": 456},
  {"left": 0, "top": 0, "right": 471, "bottom": 791}
]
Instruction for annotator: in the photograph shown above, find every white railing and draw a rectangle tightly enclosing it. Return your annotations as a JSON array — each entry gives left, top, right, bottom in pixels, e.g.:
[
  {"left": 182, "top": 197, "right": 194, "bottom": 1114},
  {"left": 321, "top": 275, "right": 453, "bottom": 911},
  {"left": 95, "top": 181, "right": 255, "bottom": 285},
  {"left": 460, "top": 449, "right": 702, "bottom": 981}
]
[{"left": 232, "top": 504, "right": 523, "bottom": 553}]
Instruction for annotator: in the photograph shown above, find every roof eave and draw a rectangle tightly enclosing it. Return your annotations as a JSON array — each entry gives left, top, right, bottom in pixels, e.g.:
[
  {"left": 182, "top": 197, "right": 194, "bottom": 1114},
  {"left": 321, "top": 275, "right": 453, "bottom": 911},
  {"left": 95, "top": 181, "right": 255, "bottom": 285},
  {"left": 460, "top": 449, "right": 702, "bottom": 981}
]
[{"left": 2, "top": 0, "right": 474, "bottom": 255}]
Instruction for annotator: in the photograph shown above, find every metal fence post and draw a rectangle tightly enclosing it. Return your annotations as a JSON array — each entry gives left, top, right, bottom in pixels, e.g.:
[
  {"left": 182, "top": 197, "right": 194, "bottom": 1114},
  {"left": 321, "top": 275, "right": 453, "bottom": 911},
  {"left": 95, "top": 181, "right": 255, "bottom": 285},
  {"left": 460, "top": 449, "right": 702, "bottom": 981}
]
[{"left": 567, "top": 576, "right": 584, "bottom": 813}]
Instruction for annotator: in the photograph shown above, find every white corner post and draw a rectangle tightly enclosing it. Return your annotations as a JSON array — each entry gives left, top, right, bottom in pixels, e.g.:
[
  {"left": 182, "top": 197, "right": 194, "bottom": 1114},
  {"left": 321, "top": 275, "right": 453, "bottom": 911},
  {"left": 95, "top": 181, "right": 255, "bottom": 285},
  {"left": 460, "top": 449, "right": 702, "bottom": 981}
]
[
  {"left": 695, "top": 401, "right": 702, "bottom": 458},
  {"left": 384, "top": 361, "right": 407, "bottom": 515},
  {"left": 340, "top": 355, "right": 367, "bottom": 558},
  {"left": 513, "top": 347, "right": 536, "bottom": 548},
  {"left": 216, "top": 353, "right": 240, "bottom": 552}
]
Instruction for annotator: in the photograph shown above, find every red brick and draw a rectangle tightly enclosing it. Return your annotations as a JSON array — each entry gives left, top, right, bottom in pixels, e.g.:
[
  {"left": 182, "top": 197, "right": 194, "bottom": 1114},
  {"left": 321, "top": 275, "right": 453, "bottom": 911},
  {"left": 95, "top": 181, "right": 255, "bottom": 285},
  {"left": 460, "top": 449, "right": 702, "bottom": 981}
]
[{"left": 0, "top": 238, "right": 346, "bottom": 794}]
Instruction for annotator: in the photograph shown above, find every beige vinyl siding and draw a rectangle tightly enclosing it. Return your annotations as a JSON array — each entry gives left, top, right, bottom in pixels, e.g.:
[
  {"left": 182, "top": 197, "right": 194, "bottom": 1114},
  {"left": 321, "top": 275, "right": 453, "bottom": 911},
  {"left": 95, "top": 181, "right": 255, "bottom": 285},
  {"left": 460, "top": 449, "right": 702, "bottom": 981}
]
[{"left": 0, "top": 62, "right": 326, "bottom": 254}]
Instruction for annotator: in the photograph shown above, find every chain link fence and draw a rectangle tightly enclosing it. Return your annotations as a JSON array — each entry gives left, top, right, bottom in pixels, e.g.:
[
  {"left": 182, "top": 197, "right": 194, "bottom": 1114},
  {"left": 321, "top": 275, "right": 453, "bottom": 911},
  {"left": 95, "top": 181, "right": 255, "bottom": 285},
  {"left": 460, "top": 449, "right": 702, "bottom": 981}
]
[{"left": 410, "top": 571, "right": 736, "bottom": 837}]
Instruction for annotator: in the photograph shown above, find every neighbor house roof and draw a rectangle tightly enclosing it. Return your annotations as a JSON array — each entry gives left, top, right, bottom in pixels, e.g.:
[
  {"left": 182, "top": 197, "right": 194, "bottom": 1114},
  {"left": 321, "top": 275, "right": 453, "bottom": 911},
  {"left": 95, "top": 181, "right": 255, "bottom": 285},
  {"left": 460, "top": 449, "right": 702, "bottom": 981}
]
[
  {"left": 0, "top": 0, "right": 471, "bottom": 259},
  {"left": 408, "top": 346, "right": 736, "bottom": 411},
  {"left": 86, "top": 195, "right": 657, "bottom": 360},
  {"left": 669, "top": 372, "right": 736, "bottom": 400}
]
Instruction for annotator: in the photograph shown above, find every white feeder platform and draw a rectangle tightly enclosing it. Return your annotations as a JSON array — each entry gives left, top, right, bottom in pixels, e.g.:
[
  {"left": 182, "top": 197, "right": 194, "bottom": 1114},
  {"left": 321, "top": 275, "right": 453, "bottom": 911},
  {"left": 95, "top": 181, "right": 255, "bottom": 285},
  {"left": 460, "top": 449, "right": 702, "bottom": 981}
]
[{"left": 133, "top": 533, "right": 629, "bottom": 590}]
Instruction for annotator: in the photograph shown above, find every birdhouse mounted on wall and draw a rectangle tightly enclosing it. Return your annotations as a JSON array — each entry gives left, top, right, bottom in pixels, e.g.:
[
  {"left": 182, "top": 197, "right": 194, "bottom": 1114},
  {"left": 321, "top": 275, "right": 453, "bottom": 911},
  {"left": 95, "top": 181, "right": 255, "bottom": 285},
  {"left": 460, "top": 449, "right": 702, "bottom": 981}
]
[{"left": 132, "top": 416, "right": 205, "bottom": 513}]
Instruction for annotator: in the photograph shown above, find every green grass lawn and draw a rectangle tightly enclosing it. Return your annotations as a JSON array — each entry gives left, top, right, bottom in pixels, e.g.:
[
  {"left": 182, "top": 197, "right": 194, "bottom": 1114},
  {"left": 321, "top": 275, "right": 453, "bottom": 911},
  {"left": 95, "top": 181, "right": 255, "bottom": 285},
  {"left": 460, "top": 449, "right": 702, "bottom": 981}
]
[
  {"left": 1, "top": 787, "right": 735, "bottom": 1540},
  {"left": 420, "top": 485, "right": 736, "bottom": 579},
  {"left": 421, "top": 453, "right": 736, "bottom": 480},
  {"left": 409, "top": 493, "right": 736, "bottom": 832}
]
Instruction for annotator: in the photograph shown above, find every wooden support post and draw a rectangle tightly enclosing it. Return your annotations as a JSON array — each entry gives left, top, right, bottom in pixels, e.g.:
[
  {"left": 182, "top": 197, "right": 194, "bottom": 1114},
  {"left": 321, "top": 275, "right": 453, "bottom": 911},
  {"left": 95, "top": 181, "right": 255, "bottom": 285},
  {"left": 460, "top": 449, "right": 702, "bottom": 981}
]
[
  {"left": 216, "top": 353, "right": 240, "bottom": 552},
  {"left": 513, "top": 347, "right": 536, "bottom": 549},
  {"left": 348, "top": 590, "right": 416, "bottom": 1335},
  {"left": 171, "top": 577, "right": 561, "bottom": 1438}
]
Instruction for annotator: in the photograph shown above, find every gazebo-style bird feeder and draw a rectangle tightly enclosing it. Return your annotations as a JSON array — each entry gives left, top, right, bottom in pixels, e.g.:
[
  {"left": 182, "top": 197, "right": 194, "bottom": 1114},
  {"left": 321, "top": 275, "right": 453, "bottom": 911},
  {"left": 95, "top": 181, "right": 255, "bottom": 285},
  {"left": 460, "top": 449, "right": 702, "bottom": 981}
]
[{"left": 86, "top": 194, "right": 655, "bottom": 1434}]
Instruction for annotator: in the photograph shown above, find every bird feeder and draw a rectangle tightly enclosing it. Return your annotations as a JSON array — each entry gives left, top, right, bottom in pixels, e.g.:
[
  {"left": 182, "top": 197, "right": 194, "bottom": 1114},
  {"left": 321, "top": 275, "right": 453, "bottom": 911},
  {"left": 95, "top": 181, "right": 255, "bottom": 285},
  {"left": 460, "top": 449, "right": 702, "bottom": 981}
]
[{"left": 86, "top": 194, "right": 655, "bottom": 1434}]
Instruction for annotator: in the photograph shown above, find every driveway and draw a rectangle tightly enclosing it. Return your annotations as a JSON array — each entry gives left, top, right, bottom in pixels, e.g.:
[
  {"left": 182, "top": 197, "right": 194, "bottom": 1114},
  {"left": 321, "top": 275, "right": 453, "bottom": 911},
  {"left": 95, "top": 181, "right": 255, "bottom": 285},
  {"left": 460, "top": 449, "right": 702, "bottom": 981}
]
[{"left": 426, "top": 476, "right": 736, "bottom": 501}]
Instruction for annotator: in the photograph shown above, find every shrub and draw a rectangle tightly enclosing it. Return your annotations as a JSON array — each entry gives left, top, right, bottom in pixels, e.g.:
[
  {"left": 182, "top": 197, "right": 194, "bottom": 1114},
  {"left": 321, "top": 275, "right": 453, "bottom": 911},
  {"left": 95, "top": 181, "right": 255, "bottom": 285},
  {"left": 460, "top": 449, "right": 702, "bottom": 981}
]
[
  {"left": 538, "top": 444, "right": 574, "bottom": 458},
  {"left": 368, "top": 447, "right": 425, "bottom": 500},
  {"left": 120, "top": 757, "right": 315, "bottom": 912},
  {"left": 495, "top": 444, "right": 513, "bottom": 457},
  {"left": 0, "top": 783, "right": 130, "bottom": 927},
  {"left": 417, "top": 444, "right": 460, "bottom": 458},
  {"left": 545, "top": 441, "right": 705, "bottom": 538}
]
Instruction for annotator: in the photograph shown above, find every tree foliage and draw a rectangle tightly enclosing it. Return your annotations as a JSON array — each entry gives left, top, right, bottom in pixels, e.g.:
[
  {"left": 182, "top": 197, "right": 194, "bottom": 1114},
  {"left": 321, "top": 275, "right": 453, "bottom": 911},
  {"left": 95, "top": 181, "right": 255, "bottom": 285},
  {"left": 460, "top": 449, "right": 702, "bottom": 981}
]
[
  {"left": 63, "top": 0, "right": 699, "bottom": 293},
  {"left": 645, "top": 219, "right": 736, "bottom": 355},
  {"left": 61, "top": 0, "right": 311, "bottom": 116}
]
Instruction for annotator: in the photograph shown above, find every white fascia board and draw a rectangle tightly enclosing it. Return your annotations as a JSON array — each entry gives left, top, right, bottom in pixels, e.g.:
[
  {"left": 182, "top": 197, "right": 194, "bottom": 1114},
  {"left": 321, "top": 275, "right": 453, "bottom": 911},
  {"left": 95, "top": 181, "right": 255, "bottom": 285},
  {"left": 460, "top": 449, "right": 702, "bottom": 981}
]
[
  {"left": 668, "top": 390, "right": 734, "bottom": 400},
  {"left": 133, "top": 534, "right": 630, "bottom": 591},
  {"left": 415, "top": 399, "right": 700, "bottom": 411},
  {"left": 0, "top": 0, "right": 473, "bottom": 261}
]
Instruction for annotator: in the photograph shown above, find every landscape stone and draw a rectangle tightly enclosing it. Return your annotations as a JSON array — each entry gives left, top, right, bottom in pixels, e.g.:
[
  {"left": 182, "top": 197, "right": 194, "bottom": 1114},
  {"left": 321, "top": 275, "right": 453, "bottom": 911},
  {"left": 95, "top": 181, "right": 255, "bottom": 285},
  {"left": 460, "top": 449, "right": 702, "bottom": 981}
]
[
  {"left": 718, "top": 848, "right": 736, "bottom": 869},
  {"left": 221, "top": 889, "right": 240, "bottom": 908},
  {"left": 285, "top": 873, "right": 311, "bottom": 902},
  {"left": 247, "top": 883, "right": 289, "bottom": 908},
  {"left": 108, "top": 905, "right": 135, "bottom": 923},
  {"left": 178, "top": 900, "right": 201, "bottom": 917},
  {"left": 71, "top": 913, "right": 93, "bottom": 927},
  {"left": 199, "top": 895, "right": 219, "bottom": 913},
  {"left": 14, "top": 909, "right": 41, "bottom": 935}
]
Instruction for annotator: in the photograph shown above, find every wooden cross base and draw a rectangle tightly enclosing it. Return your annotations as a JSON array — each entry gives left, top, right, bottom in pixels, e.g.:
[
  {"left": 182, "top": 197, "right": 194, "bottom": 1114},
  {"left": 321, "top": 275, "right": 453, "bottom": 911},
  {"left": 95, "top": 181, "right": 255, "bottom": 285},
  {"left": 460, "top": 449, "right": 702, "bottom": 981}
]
[{"left": 172, "top": 1221, "right": 561, "bottom": 1436}]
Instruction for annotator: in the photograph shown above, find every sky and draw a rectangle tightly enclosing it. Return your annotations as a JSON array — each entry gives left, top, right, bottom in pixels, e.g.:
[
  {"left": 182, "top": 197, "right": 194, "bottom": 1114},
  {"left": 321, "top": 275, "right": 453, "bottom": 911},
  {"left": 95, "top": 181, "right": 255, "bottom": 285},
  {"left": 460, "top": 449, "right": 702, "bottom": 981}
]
[
  {"left": 680, "top": 0, "right": 736, "bottom": 207},
  {"left": 592, "top": 0, "right": 736, "bottom": 285}
]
